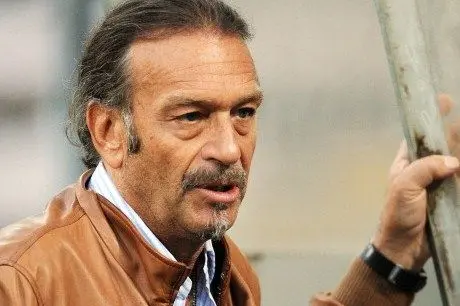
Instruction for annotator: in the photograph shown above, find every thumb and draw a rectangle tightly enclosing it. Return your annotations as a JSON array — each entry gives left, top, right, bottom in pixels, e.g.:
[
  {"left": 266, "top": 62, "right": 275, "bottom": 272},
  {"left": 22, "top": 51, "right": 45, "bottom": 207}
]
[{"left": 403, "top": 155, "right": 459, "bottom": 188}]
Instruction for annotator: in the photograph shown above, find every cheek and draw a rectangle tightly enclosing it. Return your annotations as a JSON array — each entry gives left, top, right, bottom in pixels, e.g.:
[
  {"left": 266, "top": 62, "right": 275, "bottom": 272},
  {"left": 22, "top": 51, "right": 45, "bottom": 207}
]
[
  {"left": 240, "top": 133, "right": 257, "bottom": 171},
  {"left": 151, "top": 138, "right": 203, "bottom": 182},
  {"left": 134, "top": 134, "right": 181, "bottom": 185}
]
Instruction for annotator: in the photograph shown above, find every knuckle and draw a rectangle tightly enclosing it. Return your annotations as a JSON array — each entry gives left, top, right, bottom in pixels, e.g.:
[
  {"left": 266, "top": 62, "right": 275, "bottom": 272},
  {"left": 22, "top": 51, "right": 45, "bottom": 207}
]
[{"left": 417, "top": 155, "right": 442, "bottom": 171}]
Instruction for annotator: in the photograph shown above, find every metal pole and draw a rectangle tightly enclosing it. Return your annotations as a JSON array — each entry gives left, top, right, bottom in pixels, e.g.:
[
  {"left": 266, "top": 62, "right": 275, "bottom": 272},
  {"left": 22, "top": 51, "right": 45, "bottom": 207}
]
[{"left": 374, "top": 1, "right": 460, "bottom": 305}]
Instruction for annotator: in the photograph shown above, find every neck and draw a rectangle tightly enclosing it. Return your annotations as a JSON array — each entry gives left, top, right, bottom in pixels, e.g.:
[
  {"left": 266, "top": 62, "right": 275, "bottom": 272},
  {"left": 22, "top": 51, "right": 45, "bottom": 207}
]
[{"left": 158, "top": 233, "right": 207, "bottom": 265}]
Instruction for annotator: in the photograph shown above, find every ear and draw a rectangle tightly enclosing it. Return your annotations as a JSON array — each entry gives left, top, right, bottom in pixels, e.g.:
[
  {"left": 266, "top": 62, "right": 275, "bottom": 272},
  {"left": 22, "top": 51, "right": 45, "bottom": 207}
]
[{"left": 86, "top": 101, "right": 127, "bottom": 169}]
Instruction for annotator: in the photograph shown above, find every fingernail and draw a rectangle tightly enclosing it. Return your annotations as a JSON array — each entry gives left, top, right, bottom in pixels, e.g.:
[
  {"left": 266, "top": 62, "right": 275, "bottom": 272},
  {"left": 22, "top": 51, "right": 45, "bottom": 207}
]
[{"left": 444, "top": 156, "right": 459, "bottom": 169}]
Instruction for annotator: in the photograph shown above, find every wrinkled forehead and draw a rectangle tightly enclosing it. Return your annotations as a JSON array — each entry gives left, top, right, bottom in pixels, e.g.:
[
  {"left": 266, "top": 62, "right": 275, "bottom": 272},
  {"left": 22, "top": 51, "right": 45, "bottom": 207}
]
[{"left": 126, "top": 30, "right": 258, "bottom": 90}]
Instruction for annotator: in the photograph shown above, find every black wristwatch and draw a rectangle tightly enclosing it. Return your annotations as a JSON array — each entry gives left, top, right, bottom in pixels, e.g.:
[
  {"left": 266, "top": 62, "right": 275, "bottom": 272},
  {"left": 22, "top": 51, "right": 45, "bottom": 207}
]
[{"left": 360, "top": 243, "right": 427, "bottom": 293}]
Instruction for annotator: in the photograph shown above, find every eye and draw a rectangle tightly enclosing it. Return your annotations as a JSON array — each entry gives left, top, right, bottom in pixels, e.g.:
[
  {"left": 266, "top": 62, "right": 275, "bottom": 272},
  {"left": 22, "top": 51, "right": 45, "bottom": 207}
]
[
  {"left": 177, "top": 111, "right": 204, "bottom": 122},
  {"left": 236, "top": 107, "right": 256, "bottom": 119}
]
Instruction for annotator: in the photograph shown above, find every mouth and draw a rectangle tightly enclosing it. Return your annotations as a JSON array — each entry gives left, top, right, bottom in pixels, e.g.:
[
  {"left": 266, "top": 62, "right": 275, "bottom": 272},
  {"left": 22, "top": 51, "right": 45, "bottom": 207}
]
[
  {"left": 193, "top": 183, "right": 240, "bottom": 204},
  {"left": 205, "top": 184, "right": 234, "bottom": 192}
]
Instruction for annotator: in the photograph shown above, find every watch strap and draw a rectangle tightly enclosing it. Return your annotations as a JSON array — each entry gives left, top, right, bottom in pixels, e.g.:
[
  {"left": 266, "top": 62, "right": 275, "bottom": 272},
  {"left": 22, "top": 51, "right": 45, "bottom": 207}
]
[{"left": 360, "top": 243, "right": 427, "bottom": 293}]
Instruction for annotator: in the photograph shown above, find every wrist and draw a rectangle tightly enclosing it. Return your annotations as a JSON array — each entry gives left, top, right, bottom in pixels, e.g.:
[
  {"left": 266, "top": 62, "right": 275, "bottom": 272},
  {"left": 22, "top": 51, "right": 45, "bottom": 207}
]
[
  {"left": 361, "top": 243, "right": 427, "bottom": 293},
  {"left": 372, "top": 236, "right": 427, "bottom": 272}
]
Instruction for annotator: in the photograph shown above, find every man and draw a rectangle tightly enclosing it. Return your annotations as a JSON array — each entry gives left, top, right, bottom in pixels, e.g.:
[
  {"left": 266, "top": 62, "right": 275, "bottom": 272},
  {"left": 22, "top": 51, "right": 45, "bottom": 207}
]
[{"left": 0, "top": 0, "right": 458, "bottom": 305}]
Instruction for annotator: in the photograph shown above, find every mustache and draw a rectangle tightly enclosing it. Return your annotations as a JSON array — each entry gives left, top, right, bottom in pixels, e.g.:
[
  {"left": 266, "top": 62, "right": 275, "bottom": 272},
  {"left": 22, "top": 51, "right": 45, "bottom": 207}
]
[{"left": 182, "top": 165, "right": 248, "bottom": 193}]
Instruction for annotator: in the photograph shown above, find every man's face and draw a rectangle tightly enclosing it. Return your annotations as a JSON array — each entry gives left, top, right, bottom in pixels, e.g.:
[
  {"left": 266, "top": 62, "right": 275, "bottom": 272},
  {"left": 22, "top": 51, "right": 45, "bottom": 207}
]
[{"left": 119, "top": 30, "right": 261, "bottom": 242}]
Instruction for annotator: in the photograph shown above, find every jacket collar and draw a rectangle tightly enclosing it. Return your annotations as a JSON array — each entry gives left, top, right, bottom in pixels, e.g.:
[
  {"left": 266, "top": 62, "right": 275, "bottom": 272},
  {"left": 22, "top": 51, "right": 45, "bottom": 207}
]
[{"left": 75, "top": 169, "right": 231, "bottom": 304}]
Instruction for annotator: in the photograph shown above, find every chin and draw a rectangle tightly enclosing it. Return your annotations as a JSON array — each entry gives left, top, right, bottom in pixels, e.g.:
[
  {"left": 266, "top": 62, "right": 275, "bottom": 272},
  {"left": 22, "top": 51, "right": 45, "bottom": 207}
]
[{"left": 196, "top": 208, "right": 234, "bottom": 241}]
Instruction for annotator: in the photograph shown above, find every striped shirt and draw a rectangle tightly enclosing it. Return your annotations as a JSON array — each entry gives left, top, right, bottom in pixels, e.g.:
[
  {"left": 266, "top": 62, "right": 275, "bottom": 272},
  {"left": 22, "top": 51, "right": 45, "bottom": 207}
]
[{"left": 88, "top": 162, "right": 217, "bottom": 306}]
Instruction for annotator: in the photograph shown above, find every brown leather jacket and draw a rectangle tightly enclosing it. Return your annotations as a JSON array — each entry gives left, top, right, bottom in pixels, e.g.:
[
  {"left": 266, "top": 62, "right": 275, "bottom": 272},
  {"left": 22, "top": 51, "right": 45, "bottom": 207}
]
[{"left": 0, "top": 171, "right": 414, "bottom": 305}]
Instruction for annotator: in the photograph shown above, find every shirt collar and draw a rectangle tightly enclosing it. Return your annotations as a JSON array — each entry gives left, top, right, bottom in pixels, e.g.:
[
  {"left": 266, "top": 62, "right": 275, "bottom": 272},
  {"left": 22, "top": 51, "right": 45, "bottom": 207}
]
[{"left": 88, "top": 162, "right": 216, "bottom": 301}]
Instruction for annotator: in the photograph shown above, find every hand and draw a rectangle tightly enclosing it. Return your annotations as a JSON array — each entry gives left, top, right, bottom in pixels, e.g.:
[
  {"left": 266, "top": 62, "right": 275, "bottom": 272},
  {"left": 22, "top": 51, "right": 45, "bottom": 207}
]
[{"left": 372, "top": 142, "right": 460, "bottom": 271}]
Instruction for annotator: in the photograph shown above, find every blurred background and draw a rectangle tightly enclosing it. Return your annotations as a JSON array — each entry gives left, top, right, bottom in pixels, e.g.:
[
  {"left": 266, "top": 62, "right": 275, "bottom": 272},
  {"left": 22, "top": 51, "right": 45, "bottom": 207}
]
[{"left": 2, "top": 0, "right": 458, "bottom": 304}]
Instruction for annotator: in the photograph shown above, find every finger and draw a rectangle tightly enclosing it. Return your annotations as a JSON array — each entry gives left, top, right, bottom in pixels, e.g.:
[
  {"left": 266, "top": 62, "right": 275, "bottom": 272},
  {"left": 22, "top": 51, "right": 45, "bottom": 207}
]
[
  {"left": 401, "top": 155, "right": 459, "bottom": 188},
  {"left": 389, "top": 140, "right": 410, "bottom": 182},
  {"left": 439, "top": 93, "right": 454, "bottom": 116}
]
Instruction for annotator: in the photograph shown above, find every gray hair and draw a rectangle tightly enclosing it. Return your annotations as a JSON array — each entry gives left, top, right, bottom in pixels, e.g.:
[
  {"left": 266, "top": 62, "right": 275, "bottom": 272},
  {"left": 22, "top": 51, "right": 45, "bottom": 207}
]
[{"left": 67, "top": 0, "right": 252, "bottom": 168}]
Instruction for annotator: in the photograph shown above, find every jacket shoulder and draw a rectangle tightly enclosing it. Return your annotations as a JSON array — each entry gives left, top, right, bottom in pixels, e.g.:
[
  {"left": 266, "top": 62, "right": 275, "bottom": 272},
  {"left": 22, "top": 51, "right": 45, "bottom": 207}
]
[{"left": 0, "top": 185, "right": 84, "bottom": 264}]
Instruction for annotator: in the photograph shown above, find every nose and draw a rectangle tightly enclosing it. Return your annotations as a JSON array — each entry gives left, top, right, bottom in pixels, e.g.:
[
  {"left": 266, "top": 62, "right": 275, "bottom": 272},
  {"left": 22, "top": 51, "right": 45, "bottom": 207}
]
[{"left": 201, "top": 117, "right": 241, "bottom": 166}]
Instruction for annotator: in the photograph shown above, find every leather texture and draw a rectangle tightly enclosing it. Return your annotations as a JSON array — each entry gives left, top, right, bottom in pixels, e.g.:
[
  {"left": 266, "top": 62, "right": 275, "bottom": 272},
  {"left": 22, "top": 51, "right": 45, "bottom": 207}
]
[{"left": 0, "top": 171, "right": 260, "bottom": 306}]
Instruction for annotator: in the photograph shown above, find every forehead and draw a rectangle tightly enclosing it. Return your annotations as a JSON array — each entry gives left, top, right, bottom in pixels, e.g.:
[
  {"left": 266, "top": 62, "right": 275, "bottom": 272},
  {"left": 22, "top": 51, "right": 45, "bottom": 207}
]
[{"left": 127, "top": 30, "right": 259, "bottom": 101}]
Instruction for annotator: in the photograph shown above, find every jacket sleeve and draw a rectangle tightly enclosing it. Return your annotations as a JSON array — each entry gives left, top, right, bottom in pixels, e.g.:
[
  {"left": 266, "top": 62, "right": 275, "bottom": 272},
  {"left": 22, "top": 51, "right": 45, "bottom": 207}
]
[
  {"left": 309, "top": 258, "right": 414, "bottom": 306},
  {"left": 0, "top": 265, "right": 40, "bottom": 306}
]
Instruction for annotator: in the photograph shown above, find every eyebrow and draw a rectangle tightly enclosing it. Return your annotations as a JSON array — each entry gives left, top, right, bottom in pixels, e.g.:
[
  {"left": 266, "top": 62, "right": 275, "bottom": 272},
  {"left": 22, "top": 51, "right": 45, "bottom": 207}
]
[{"left": 163, "top": 91, "right": 264, "bottom": 112}]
